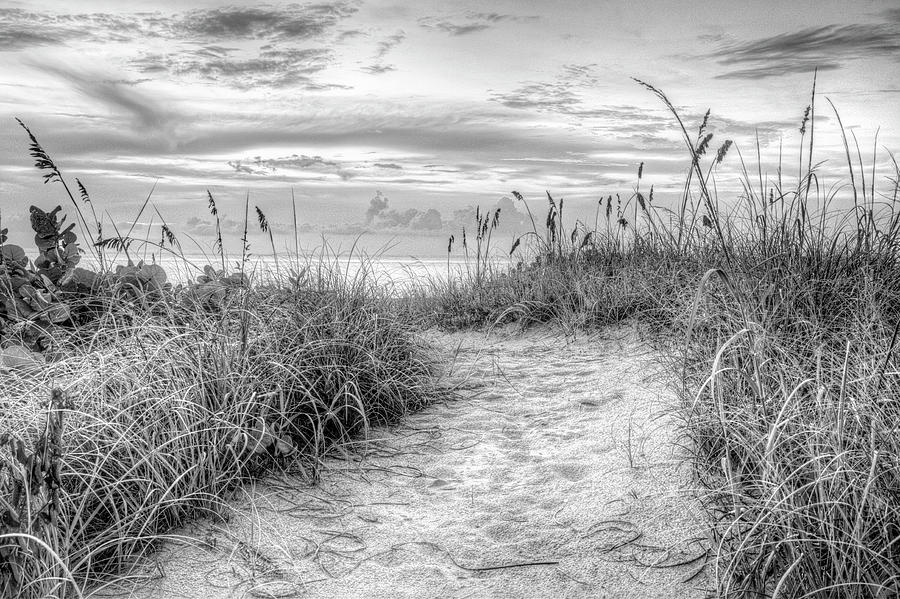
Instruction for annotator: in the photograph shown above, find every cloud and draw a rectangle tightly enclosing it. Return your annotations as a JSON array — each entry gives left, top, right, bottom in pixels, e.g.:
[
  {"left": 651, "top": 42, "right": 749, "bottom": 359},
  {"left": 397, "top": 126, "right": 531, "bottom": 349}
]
[
  {"left": 227, "top": 153, "right": 353, "bottom": 180},
  {"left": 489, "top": 64, "right": 605, "bottom": 113},
  {"left": 0, "top": 8, "right": 152, "bottom": 51},
  {"left": 708, "top": 20, "right": 900, "bottom": 79},
  {"left": 0, "top": 8, "right": 80, "bottom": 50},
  {"left": 229, "top": 154, "right": 340, "bottom": 172},
  {"left": 334, "top": 191, "right": 530, "bottom": 235},
  {"left": 491, "top": 65, "right": 801, "bottom": 150},
  {"left": 348, "top": 191, "right": 444, "bottom": 232},
  {"left": 362, "top": 63, "right": 396, "bottom": 74},
  {"left": 716, "top": 62, "right": 840, "bottom": 80},
  {"left": 184, "top": 216, "right": 238, "bottom": 237},
  {"left": 133, "top": 46, "right": 336, "bottom": 89},
  {"left": 1, "top": 5, "right": 358, "bottom": 90},
  {"left": 492, "top": 81, "right": 581, "bottom": 111},
  {"left": 174, "top": 3, "right": 358, "bottom": 41},
  {"left": 364, "top": 190, "right": 389, "bottom": 222},
  {"left": 32, "top": 62, "right": 178, "bottom": 134},
  {"left": 0, "top": 4, "right": 359, "bottom": 48},
  {"left": 374, "top": 31, "right": 405, "bottom": 59},
  {"left": 359, "top": 30, "right": 405, "bottom": 75},
  {"left": 418, "top": 11, "right": 536, "bottom": 36},
  {"left": 181, "top": 212, "right": 319, "bottom": 239},
  {"left": 337, "top": 29, "right": 365, "bottom": 41}
]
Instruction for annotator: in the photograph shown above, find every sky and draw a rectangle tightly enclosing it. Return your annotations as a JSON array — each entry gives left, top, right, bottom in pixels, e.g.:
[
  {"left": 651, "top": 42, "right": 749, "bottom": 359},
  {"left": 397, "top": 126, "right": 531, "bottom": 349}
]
[{"left": 0, "top": 0, "right": 898, "bottom": 258}]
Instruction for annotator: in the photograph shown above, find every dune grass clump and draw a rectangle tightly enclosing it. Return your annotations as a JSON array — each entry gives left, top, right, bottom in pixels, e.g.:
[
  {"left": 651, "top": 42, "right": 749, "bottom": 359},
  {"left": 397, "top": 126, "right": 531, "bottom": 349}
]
[
  {"left": 404, "top": 191, "right": 683, "bottom": 333},
  {"left": 417, "top": 79, "right": 900, "bottom": 597},
  {"left": 0, "top": 123, "right": 437, "bottom": 598},
  {"left": 0, "top": 258, "right": 437, "bottom": 598}
]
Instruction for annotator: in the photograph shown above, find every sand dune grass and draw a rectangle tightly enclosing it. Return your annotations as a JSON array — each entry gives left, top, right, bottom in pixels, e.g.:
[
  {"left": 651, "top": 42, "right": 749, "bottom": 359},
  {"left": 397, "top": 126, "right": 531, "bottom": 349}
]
[
  {"left": 0, "top": 262, "right": 437, "bottom": 598},
  {"left": 411, "top": 83, "right": 900, "bottom": 597}
]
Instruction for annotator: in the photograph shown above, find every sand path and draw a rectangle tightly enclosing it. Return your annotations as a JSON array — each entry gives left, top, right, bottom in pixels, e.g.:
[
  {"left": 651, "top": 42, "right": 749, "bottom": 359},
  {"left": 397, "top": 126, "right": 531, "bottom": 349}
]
[{"left": 99, "top": 326, "right": 710, "bottom": 599}]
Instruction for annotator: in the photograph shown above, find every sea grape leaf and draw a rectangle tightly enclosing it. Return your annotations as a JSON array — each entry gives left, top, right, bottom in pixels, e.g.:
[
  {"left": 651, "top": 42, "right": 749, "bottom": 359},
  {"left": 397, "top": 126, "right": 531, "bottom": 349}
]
[
  {"left": 4, "top": 297, "right": 33, "bottom": 319},
  {"left": 62, "top": 244, "right": 80, "bottom": 264},
  {"left": 18, "top": 285, "right": 52, "bottom": 310},
  {"left": 29, "top": 205, "right": 62, "bottom": 237},
  {"left": 58, "top": 266, "right": 77, "bottom": 287},
  {"left": 34, "top": 235, "right": 56, "bottom": 251},
  {"left": 0, "top": 245, "right": 27, "bottom": 268},
  {"left": 60, "top": 224, "right": 76, "bottom": 244},
  {"left": 43, "top": 302, "right": 70, "bottom": 323},
  {"left": 139, "top": 262, "right": 167, "bottom": 287},
  {"left": 69, "top": 268, "right": 97, "bottom": 288},
  {"left": 0, "top": 345, "right": 43, "bottom": 370}
]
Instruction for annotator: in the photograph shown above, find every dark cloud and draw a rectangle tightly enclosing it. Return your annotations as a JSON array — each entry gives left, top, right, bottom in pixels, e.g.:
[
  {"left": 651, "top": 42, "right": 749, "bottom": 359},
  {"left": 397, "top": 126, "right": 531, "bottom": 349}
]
[
  {"left": 418, "top": 11, "right": 536, "bottom": 36},
  {"left": 1, "top": 4, "right": 357, "bottom": 90},
  {"left": 716, "top": 62, "right": 841, "bottom": 80},
  {"left": 709, "top": 21, "right": 900, "bottom": 80},
  {"left": 0, "top": 4, "right": 358, "bottom": 47},
  {"left": 374, "top": 163, "right": 402, "bottom": 170},
  {"left": 174, "top": 3, "right": 358, "bottom": 41}
]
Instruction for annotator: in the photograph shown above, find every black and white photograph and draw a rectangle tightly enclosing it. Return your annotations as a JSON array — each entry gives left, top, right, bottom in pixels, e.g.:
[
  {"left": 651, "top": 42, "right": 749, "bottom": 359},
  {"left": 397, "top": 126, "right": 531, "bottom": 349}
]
[{"left": 0, "top": 1, "right": 897, "bottom": 597}]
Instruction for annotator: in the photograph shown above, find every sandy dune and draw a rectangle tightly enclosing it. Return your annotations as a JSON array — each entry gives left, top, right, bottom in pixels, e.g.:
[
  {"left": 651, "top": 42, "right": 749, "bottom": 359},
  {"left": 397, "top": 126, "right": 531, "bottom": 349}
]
[{"left": 96, "top": 326, "right": 710, "bottom": 599}]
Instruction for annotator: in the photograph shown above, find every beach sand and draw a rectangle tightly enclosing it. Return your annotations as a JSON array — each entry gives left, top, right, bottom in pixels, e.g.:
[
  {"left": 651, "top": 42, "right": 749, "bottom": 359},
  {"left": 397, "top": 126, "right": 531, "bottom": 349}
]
[{"left": 95, "top": 325, "right": 710, "bottom": 599}]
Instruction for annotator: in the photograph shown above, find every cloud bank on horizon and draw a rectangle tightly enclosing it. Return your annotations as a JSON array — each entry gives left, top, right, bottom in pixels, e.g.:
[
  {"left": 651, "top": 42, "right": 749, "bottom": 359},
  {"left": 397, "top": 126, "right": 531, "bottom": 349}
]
[{"left": 0, "top": 0, "right": 897, "bottom": 253}]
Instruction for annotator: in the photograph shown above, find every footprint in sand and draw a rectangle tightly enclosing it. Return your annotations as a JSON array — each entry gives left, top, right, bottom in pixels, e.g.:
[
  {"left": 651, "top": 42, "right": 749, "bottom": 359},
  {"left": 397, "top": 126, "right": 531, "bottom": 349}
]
[
  {"left": 109, "top": 328, "right": 709, "bottom": 599},
  {"left": 427, "top": 478, "right": 460, "bottom": 491},
  {"left": 553, "top": 462, "right": 586, "bottom": 482}
]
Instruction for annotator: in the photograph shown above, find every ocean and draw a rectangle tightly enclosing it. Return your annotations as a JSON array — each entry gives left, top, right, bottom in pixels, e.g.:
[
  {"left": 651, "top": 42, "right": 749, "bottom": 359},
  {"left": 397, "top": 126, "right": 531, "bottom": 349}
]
[{"left": 87, "top": 252, "right": 498, "bottom": 290}]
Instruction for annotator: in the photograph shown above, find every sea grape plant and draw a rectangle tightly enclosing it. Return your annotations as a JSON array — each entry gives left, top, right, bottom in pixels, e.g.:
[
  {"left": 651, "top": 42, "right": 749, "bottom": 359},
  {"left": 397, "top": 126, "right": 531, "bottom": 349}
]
[
  {"left": 0, "top": 204, "right": 177, "bottom": 358},
  {"left": 0, "top": 206, "right": 84, "bottom": 355},
  {"left": 183, "top": 265, "right": 249, "bottom": 312}
]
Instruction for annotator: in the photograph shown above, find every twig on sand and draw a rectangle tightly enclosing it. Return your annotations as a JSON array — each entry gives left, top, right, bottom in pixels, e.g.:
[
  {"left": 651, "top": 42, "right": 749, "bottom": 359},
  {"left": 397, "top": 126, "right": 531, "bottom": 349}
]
[
  {"left": 358, "top": 541, "right": 560, "bottom": 575},
  {"left": 457, "top": 560, "right": 560, "bottom": 572}
]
